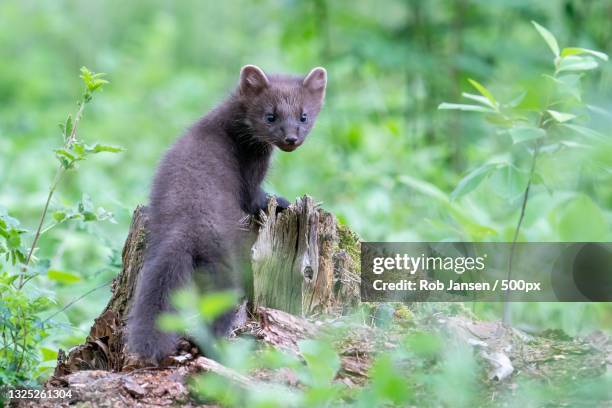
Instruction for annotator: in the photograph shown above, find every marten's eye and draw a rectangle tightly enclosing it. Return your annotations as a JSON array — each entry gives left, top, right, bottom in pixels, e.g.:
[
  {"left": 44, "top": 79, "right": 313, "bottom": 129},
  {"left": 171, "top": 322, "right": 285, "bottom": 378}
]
[
  {"left": 265, "top": 113, "right": 276, "bottom": 123},
  {"left": 300, "top": 113, "right": 308, "bottom": 123}
]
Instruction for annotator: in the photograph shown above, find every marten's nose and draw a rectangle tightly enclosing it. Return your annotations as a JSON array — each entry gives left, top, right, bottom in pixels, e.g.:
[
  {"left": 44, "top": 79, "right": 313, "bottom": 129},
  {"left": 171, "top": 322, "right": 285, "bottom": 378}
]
[{"left": 285, "top": 135, "right": 298, "bottom": 145}]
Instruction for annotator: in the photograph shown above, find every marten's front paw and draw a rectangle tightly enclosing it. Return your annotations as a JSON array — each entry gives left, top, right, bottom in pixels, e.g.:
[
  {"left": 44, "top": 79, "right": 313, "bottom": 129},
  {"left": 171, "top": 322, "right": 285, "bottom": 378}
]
[{"left": 275, "top": 196, "right": 290, "bottom": 214}]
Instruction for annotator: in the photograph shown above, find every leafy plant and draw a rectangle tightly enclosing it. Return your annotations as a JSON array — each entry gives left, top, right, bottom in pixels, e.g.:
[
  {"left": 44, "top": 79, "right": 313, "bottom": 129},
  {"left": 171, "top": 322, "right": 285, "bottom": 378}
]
[
  {"left": 438, "top": 21, "right": 608, "bottom": 323},
  {"left": 23, "top": 67, "right": 120, "bottom": 283},
  {"left": 185, "top": 305, "right": 494, "bottom": 408},
  {"left": 0, "top": 67, "right": 121, "bottom": 387}
]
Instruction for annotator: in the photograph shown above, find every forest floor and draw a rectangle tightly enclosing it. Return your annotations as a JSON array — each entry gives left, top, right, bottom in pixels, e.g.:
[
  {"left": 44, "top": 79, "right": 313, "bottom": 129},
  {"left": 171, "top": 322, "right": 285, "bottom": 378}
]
[
  {"left": 12, "top": 202, "right": 610, "bottom": 407},
  {"left": 13, "top": 306, "right": 611, "bottom": 407}
]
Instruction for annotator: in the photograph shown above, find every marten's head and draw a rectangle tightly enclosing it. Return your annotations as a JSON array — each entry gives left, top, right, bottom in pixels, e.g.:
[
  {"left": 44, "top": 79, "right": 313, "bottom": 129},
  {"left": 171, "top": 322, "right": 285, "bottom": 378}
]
[{"left": 237, "top": 65, "right": 327, "bottom": 152}]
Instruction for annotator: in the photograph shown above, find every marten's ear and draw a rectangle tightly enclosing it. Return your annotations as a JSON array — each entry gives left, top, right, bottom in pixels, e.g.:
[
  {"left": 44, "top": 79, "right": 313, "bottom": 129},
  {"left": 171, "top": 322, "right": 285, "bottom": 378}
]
[
  {"left": 240, "top": 65, "right": 269, "bottom": 95},
  {"left": 303, "top": 67, "right": 327, "bottom": 96}
]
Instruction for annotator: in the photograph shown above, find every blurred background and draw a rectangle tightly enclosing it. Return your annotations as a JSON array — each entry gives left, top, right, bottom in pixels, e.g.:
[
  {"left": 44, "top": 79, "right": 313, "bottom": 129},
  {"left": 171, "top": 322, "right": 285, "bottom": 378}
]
[{"left": 0, "top": 0, "right": 610, "bottom": 358}]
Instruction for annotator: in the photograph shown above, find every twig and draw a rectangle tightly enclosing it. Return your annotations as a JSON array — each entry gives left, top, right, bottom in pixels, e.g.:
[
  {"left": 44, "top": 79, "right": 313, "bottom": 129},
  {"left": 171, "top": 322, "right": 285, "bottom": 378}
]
[
  {"left": 20, "top": 171, "right": 63, "bottom": 279},
  {"left": 42, "top": 280, "right": 112, "bottom": 324},
  {"left": 16, "top": 307, "right": 28, "bottom": 372}
]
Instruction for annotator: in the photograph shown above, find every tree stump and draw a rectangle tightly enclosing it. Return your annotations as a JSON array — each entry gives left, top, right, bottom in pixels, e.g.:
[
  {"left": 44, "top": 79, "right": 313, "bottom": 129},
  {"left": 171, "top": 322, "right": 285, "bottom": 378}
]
[
  {"left": 53, "top": 196, "right": 361, "bottom": 375},
  {"left": 252, "top": 196, "right": 360, "bottom": 316}
]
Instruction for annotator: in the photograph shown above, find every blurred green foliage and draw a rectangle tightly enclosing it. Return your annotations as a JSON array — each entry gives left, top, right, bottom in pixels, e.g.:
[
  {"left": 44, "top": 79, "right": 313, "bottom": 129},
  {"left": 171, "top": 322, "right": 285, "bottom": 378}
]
[
  {"left": 177, "top": 296, "right": 610, "bottom": 407},
  {"left": 1, "top": 66, "right": 118, "bottom": 387},
  {"left": 0, "top": 0, "right": 610, "bottom": 389}
]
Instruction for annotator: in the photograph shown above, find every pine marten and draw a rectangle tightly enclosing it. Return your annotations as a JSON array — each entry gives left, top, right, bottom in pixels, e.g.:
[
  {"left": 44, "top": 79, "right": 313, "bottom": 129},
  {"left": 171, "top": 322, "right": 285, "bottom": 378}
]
[{"left": 127, "top": 65, "right": 327, "bottom": 362}]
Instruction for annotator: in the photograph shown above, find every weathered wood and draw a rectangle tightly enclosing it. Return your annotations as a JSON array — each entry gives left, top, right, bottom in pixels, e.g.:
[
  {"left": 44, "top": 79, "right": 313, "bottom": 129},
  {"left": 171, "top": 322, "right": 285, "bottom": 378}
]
[{"left": 251, "top": 196, "right": 360, "bottom": 316}]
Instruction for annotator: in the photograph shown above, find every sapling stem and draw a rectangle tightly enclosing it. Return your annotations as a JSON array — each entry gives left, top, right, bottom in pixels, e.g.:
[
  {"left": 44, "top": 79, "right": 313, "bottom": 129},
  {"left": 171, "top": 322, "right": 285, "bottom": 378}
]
[
  {"left": 502, "top": 140, "right": 541, "bottom": 325},
  {"left": 18, "top": 100, "right": 87, "bottom": 289}
]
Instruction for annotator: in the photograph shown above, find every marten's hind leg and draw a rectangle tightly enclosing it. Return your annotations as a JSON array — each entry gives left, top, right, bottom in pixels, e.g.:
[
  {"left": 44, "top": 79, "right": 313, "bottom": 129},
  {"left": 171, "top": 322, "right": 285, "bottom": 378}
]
[
  {"left": 193, "top": 245, "right": 248, "bottom": 337},
  {"left": 127, "top": 245, "right": 193, "bottom": 363}
]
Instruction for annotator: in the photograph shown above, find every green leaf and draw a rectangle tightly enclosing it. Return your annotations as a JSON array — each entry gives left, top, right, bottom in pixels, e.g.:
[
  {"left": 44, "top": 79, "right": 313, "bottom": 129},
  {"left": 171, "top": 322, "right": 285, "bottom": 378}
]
[
  {"left": 81, "top": 212, "right": 97, "bottom": 222},
  {"left": 561, "top": 47, "right": 608, "bottom": 61},
  {"left": 96, "top": 207, "right": 117, "bottom": 224},
  {"left": 438, "top": 103, "right": 495, "bottom": 113},
  {"left": 218, "top": 338, "right": 256, "bottom": 373},
  {"left": 80, "top": 66, "right": 109, "bottom": 93},
  {"left": 562, "top": 124, "right": 605, "bottom": 142},
  {"left": 258, "top": 347, "right": 301, "bottom": 370},
  {"left": 157, "top": 313, "right": 190, "bottom": 332},
  {"left": 555, "top": 195, "right": 608, "bottom": 241},
  {"left": 532, "top": 172, "right": 552, "bottom": 194},
  {"left": 547, "top": 110, "right": 576, "bottom": 123},
  {"left": 1, "top": 272, "right": 19, "bottom": 286},
  {"left": 40, "top": 347, "right": 58, "bottom": 362},
  {"left": 73, "top": 142, "right": 86, "bottom": 158},
  {"left": 556, "top": 56, "right": 599, "bottom": 73},
  {"left": 587, "top": 104, "right": 612, "bottom": 117},
  {"left": 79, "top": 194, "right": 93, "bottom": 212},
  {"left": 559, "top": 140, "right": 589, "bottom": 149},
  {"left": 451, "top": 162, "right": 499, "bottom": 200},
  {"left": 538, "top": 143, "right": 563, "bottom": 155},
  {"left": 47, "top": 269, "right": 81, "bottom": 284},
  {"left": 199, "top": 291, "right": 240, "bottom": 322},
  {"left": 169, "top": 287, "right": 199, "bottom": 310},
  {"left": 490, "top": 164, "right": 528, "bottom": 201},
  {"left": 85, "top": 143, "right": 124, "bottom": 154},
  {"left": 54, "top": 148, "right": 77, "bottom": 161},
  {"left": 0, "top": 210, "right": 22, "bottom": 231},
  {"left": 545, "top": 74, "right": 582, "bottom": 101},
  {"left": 77, "top": 194, "right": 98, "bottom": 221},
  {"left": 398, "top": 175, "right": 448, "bottom": 202},
  {"left": 298, "top": 340, "right": 340, "bottom": 386},
  {"left": 191, "top": 373, "right": 240, "bottom": 406},
  {"left": 467, "top": 79, "right": 497, "bottom": 108},
  {"left": 405, "top": 332, "right": 443, "bottom": 358},
  {"left": 508, "top": 126, "right": 546, "bottom": 144},
  {"left": 90, "top": 80, "right": 108, "bottom": 92},
  {"left": 7, "top": 229, "right": 22, "bottom": 249},
  {"left": 367, "top": 354, "right": 412, "bottom": 405},
  {"left": 505, "top": 91, "right": 527, "bottom": 108},
  {"left": 52, "top": 211, "right": 67, "bottom": 222},
  {"left": 64, "top": 115, "right": 73, "bottom": 140},
  {"left": 80, "top": 66, "right": 92, "bottom": 77},
  {"left": 461, "top": 93, "right": 496, "bottom": 109},
  {"left": 55, "top": 148, "right": 80, "bottom": 169},
  {"left": 532, "top": 21, "right": 560, "bottom": 57}
]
